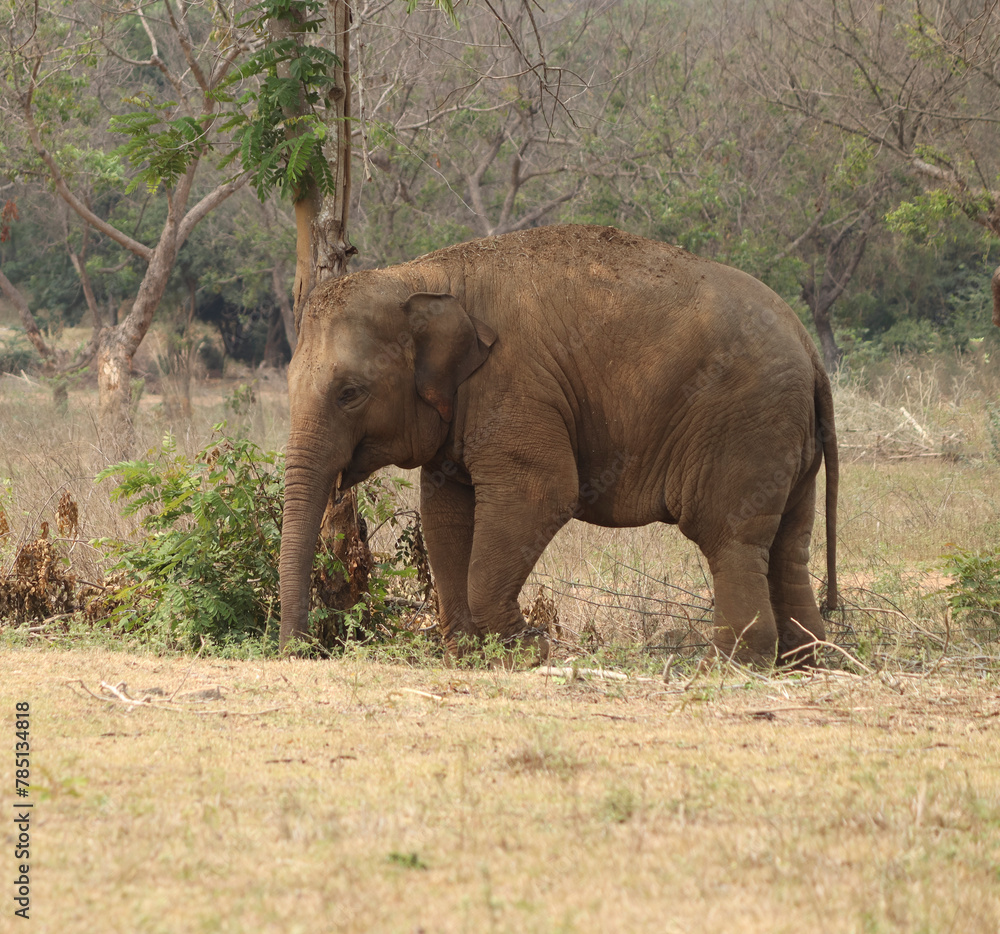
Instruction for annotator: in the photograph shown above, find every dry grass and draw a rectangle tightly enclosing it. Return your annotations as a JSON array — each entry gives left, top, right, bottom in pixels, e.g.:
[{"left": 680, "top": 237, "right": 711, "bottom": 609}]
[
  {"left": 4, "top": 647, "right": 998, "bottom": 933},
  {"left": 0, "top": 370, "right": 290, "bottom": 587},
  {"left": 2, "top": 351, "right": 999, "bottom": 661}
]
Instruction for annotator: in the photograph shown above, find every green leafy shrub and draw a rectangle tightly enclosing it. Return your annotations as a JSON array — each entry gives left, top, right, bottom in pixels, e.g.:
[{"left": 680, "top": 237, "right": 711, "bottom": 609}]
[
  {"left": 942, "top": 548, "right": 1000, "bottom": 641},
  {"left": 96, "top": 432, "right": 286, "bottom": 650},
  {"left": 0, "top": 332, "right": 40, "bottom": 375},
  {"left": 95, "top": 430, "right": 425, "bottom": 654}
]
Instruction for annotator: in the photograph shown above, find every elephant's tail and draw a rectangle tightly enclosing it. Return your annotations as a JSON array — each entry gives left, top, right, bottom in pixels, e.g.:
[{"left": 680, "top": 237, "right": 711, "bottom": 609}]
[{"left": 817, "top": 371, "right": 838, "bottom": 610}]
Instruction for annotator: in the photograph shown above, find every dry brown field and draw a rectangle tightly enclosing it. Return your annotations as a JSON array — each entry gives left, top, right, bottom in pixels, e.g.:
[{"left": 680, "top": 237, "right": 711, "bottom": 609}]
[
  {"left": 2, "top": 649, "right": 999, "bottom": 933},
  {"left": 1, "top": 348, "right": 999, "bottom": 932}
]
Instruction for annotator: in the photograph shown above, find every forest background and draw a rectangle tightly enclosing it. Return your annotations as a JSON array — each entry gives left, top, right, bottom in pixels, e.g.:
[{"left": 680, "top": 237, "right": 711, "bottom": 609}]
[{"left": 1, "top": 0, "right": 998, "bottom": 389}]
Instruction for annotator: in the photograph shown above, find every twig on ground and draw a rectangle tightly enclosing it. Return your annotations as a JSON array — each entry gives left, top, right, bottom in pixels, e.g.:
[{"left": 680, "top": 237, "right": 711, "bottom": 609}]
[
  {"left": 536, "top": 666, "right": 628, "bottom": 681},
  {"left": 64, "top": 679, "right": 286, "bottom": 716},
  {"left": 167, "top": 637, "right": 207, "bottom": 701},
  {"left": 30, "top": 613, "right": 74, "bottom": 628},
  {"left": 900, "top": 406, "right": 931, "bottom": 442},
  {"left": 395, "top": 688, "right": 444, "bottom": 701},
  {"left": 746, "top": 705, "right": 825, "bottom": 717},
  {"left": 782, "top": 626, "right": 904, "bottom": 694}
]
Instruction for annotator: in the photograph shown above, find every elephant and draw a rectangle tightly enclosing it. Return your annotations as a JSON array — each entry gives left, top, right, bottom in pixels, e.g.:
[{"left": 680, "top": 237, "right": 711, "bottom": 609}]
[{"left": 279, "top": 225, "right": 838, "bottom": 666}]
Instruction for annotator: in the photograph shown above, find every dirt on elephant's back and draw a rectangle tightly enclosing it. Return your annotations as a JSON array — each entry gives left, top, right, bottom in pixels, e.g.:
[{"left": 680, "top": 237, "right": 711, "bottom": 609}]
[{"left": 422, "top": 224, "right": 695, "bottom": 274}]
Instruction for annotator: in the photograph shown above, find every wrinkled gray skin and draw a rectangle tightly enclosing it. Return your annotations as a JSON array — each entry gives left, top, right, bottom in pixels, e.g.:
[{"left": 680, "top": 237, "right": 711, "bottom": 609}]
[{"left": 280, "top": 225, "right": 838, "bottom": 666}]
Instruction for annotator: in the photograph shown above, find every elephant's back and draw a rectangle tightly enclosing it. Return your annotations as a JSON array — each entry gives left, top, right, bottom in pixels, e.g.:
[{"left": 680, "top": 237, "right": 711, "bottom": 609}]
[
  {"left": 403, "top": 224, "right": 822, "bottom": 399},
  {"left": 412, "top": 225, "right": 802, "bottom": 348},
  {"left": 404, "top": 224, "right": 701, "bottom": 301}
]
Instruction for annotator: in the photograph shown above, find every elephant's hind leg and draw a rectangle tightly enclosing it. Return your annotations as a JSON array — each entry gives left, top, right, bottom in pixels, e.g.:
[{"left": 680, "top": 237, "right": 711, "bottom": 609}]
[
  {"left": 704, "top": 513, "right": 782, "bottom": 666},
  {"left": 768, "top": 483, "right": 826, "bottom": 667}
]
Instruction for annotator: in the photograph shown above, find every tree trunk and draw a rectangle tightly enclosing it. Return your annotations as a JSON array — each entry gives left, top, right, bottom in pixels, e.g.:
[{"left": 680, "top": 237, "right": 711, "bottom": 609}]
[
  {"left": 272, "top": 262, "right": 296, "bottom": 353},
  {"left": 262, "top": 304, "right": 287, "bottom": 368},
  {"left": 289, "top": 1, "right": 357, "bottom": 328},
  {"left": 813, "top": 311, "right": 842, "bottom": 374},
  {"left": 96, "top": 229, "right": 180, "bottom": 459},
  {"left": 278, "top": 0, "right": 369, "bottom": 649},
  {"left": 800, "top": 213, "right": 874, "bottom": 374},
  {"left": 808, "top": 285, "right": 843, "bottom": 374},
  {"left": 96, "top": 329, "right": 135, "bottom": 459},
  {"left": 52, "top": 380, "right": 69, "bottom": 415}
]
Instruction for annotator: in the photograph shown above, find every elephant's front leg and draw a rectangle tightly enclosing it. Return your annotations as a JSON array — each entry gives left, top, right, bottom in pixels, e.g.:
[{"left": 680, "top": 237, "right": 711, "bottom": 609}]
[
  {"left": 420, "top": 469, "right": 477, "bottom": 649},
  {"left": 465, "top": 466, "right": 579, "bottom": 652}
]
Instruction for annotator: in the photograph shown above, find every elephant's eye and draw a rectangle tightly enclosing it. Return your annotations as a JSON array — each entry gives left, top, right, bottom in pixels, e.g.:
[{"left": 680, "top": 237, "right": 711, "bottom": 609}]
[{"left": 337, "top": 385, "right": 366, "bottom": 407}]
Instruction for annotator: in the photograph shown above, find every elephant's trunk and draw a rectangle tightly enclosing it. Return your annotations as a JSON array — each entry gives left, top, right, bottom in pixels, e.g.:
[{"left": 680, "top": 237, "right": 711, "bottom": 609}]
[
  {"left": 279, "top": 436, "right": 342, "bottom": 650},
  {"left": 992, "top": 266, "right": 999, "bottom": 327}
]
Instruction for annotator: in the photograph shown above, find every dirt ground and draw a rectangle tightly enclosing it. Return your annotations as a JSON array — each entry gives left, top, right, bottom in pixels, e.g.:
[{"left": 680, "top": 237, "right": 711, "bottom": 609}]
[{"left": 2, "top": 647, "right": 998, "bottom": 933}]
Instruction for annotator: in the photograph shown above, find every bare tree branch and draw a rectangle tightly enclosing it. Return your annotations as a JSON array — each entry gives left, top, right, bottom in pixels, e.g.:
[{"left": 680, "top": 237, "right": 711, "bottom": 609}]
[{"left": 21, "top": 94, "right": 154, "bottom": 262}]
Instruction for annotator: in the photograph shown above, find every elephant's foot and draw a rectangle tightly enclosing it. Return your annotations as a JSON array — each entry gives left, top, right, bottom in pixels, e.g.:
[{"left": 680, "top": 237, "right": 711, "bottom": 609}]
[
  {"left": 706, "top": 543, "right": 782, "bottom": 668},
  {"left": 711, "top": 614, "right": 780, "bottom": 669},
  {"left": 776, "top": 641, "right": 826, "bottom": 671},
  {"left": 776, "top": 613, "right": 827, "bottom": 670},
  {"left": 777, "top": 641, "right": 824, "bottom": 671},
  {"left": 438, "top": 620, "right": 479, "bottom": 661},
  {"left": 492, "top": 627, "right": 550, "bottom": 670},
  {"left": 713, "top": 630, "right": 825, "bottom": 671},
  {"left": 442, "top": 626, "right": 550, "bottom": 669},
  {"left": 710, "top": 637, "right": 778, "bottom": 669}
]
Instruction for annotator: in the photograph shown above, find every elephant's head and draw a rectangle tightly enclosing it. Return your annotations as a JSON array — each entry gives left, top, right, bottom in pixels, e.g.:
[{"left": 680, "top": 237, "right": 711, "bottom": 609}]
[
  {"left": 993, "top": 266, "right": 999, "bottom": 327},
  {"left": 279, "top": 278, "right": 496, "bottom": 647}
]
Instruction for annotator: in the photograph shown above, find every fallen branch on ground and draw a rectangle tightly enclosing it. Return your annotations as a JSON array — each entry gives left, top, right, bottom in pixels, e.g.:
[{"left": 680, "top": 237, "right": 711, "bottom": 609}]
[
  {"left": 537, "top": 666, "right": 628, "bottom": 681},
  {"left": 64, "top": 679, "right": 287, "bottom": 716}
]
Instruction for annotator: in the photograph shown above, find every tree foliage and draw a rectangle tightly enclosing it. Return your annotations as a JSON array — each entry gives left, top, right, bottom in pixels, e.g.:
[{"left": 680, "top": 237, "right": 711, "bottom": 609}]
[{"left": 219, "top": 0, "right": 341, "bottom": 201}]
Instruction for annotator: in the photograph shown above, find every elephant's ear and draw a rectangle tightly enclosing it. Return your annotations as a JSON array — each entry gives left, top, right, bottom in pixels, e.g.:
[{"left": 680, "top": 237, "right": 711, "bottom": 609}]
[{"left": 404, "top": 292, "right": 497, "bottom": 421}]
